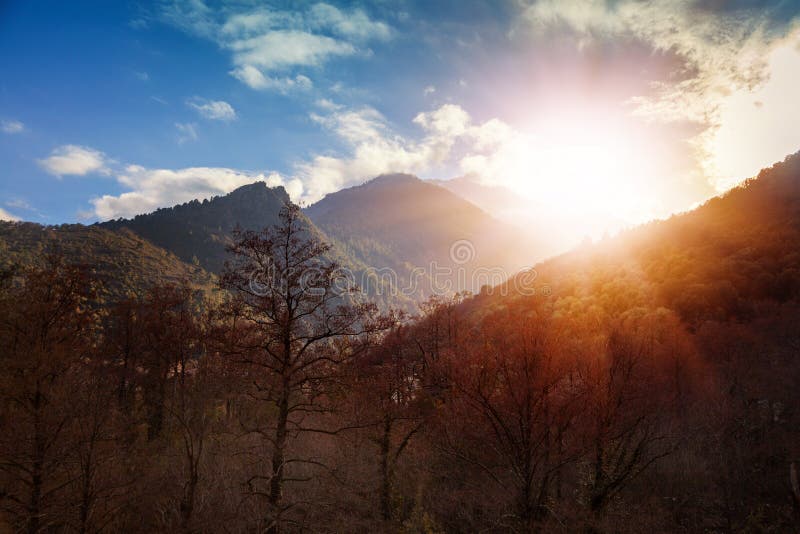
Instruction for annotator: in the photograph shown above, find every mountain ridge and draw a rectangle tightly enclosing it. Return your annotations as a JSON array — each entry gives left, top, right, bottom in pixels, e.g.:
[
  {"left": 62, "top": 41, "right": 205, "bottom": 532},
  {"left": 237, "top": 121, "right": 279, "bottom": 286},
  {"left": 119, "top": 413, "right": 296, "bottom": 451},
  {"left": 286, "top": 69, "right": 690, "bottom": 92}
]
[{"left": 305, "top": 172, "right": 543, "bottom": 297}]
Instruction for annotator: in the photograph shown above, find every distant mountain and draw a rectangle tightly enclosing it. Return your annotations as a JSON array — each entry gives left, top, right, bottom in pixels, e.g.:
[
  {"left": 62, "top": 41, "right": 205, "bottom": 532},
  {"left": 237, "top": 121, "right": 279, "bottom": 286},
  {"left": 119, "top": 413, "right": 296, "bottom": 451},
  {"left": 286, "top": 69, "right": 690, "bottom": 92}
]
[
  {"left": 101, "top": 182, "right": 290, "bottom": 274},
  {"left": 100, "top": 181, "right": 414, "bottom": 311},
  {"left": 305, "top": 173, "right": 541, "bottom": 297},
  {"left": 430, "top": 175, "right": 528, "bottom": 219},
  {"left": 0, "top": 222, "right": 216, "bottom": 302}
]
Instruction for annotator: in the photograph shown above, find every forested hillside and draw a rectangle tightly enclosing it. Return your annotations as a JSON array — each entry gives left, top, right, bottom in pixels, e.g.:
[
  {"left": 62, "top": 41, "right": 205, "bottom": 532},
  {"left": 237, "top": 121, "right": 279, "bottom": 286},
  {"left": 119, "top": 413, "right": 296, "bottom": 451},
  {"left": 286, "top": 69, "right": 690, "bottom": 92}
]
[
  {"left": 2, "top": 156, "right": 800, "bottom": 532},
  {"left": 100, "top": 182, "right": 290, "bottom": 273},
  {"left": 443, "top": 150, "right": 800, "bottom": 530},
  {"left": 0, "top": 221, "right": 216, "bottom": 302},
  {"left": 100, "top": 181, "right": 414, "bottom": 311}
]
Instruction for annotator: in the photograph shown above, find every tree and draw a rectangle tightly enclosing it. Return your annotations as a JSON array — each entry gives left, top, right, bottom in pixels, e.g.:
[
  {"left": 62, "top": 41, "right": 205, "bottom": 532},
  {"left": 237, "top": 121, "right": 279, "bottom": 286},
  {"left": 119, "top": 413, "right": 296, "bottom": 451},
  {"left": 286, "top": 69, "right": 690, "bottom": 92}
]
[
  {"left": 579, "top": 317, "right": 676, "bottom": 518},
  {"left": 219, "top": 204, "right": 387, "bottom": 532},
  {"left": 0, "top": 256, "right": 99, "bottom": 533},
  {"left": 63, "top": 360, "right": 132, "bottom": 534},
  {"left": 103, "top": 296, "right": 145, "bottom": 415},
  {"left": 435, "top": 306, "right": 581, "bottom": 530},
  {"left": 138, "top": 283, "right": 199, "bottom": 441},
  {"left": 350, "top": 323, "right": 429, "bottom": 522}
]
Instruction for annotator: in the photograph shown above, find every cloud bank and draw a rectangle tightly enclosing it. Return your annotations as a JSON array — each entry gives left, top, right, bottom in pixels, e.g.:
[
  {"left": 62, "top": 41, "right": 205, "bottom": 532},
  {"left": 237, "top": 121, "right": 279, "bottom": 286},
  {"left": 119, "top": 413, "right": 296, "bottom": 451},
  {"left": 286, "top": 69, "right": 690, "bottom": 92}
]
[
  {"left": 516, "top": 0, "right": 800, "bottom": 190},
  {"left": 161, "top": 1, "right": 392, "bottom": 91},
  {"left": 54, "top": 102, "right": 519, "bottom": 220}
]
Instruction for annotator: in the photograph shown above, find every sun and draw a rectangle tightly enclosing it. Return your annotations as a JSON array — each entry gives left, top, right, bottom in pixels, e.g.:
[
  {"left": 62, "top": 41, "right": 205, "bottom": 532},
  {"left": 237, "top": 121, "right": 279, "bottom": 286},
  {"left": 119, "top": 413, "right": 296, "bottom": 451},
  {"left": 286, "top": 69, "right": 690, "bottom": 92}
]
[{"left": 491, "top": 110, "right": 658, "bottom": 236}]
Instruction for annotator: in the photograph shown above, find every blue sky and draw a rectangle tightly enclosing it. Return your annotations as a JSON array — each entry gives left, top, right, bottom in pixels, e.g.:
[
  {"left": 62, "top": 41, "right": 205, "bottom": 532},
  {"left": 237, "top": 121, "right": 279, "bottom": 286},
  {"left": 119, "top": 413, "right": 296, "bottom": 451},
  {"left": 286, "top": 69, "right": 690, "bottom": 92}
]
[{"left": 2, "top": 1, "right": 800, "bottom": 229}]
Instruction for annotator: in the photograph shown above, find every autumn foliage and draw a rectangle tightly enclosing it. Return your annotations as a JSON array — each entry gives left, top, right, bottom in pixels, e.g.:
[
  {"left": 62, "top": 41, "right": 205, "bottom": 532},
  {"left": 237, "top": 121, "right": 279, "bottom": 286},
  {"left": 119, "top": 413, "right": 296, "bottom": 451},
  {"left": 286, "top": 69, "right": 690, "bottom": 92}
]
[{"left": 3, "top": 151, "right": 800, "bottom": 532}]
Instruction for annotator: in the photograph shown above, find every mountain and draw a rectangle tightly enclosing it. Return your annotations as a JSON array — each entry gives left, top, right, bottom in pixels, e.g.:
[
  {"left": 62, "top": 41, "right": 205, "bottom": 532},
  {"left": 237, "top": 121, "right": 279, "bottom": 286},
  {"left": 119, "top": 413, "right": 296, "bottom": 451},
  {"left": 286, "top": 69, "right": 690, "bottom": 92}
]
[
  {"left": 430, "top": 175, "right": 529, "bottom": 219},
  {"left": 100, "top": 181, "right": 414, "bottom": 311},
  {"left": 305, "top": 173, "right": 541, "bottom": 298},
  {"left": 100, "top": 182, "right": 290, "bottom": 274},
  {"left": 497, "top": 150, "right": 800, "bottom": 317},
  {"left": 0, "top": 221, "right": 216, "bottom": 302},
  {"left": 432, "top": 151, "right": 800, "bottom": 531}
]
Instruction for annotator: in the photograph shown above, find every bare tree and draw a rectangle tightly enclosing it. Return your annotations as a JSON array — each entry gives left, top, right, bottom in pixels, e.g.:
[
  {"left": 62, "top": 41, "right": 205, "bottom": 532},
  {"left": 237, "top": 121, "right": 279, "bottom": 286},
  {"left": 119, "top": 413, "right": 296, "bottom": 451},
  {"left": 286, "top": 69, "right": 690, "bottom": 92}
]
[
  {"left": 218, "top": 204, "right": 388, "bottom": 532},
  {"left": 349, "top": 323, "right": 429, "bottom": 521},
  {"left": 435, "top": 308, "right": 581, "bottom": 530},
  {"left": 579, "top": 322, "right": 676, "bottom": 518},
  {"left": 0, "top": 256, "right": 98, "bottom": 533}
]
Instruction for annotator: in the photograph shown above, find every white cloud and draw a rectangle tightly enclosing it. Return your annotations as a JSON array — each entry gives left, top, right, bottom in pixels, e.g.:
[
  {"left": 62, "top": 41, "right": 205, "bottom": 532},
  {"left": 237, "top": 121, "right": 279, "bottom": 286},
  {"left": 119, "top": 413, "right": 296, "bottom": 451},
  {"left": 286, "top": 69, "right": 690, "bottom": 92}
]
[
  {"left": 38, "top": 143, "right": 302, "bottom": 220},
  {"left": 160, "top": 1, "right": 392, "bottom": 92},
  {"left": 187, "top": 98, "right": 237, "bottom": 121},
  {"left": 702, "top": 36, "right": 800, "bottom": 189},
  {"left": 516, "top": 0, "right": 800, "bottom": 191},
  {"left": 228, "top": 30, "right": 355, "bottom": 70},
  {"left": 423, "top": 85, "right": 436, "bottom": 96},
  {"left": 175, "top": 122, "right": 198, "bottom": 144},
  {"left": 1, "top": 119, "right": 24, "bottom": 134},
  {"left": 229, "top": 66, "right": 312, "bottom": 92},
  {"left": 133, "top": 71, "right": 149, "bottom": 81},
  {"left": 294, "top": 103, "right": 514, "bottom": 203},
  {"left": 38, "top": 145, "right": 109, "bottom": 177},
  {"left": 307, "top": 3, "right": 392, "bottom": 41},
  {"left": 6, "top": 199, "right": 30, "bottom": 210},
  {"left": 519, "top": 0, "right": 784, "bottom": 124},
  {"left": 220, "top": 9, "right": 299, "bottom": 39},
  {"left": 70, "top": 98, "right": 658, "bottom": 232},
  {"left": 92, "top": 165, "right": 302, "bottom": 220},
  {"left": 315, "top": 98, "right": 342, "bottom": 111},
  {"left": 0, "top": 207, "right": 20, "bottom": 222},
  {"left": 413, "top": 104, "right": 471, "bottom": 137}
]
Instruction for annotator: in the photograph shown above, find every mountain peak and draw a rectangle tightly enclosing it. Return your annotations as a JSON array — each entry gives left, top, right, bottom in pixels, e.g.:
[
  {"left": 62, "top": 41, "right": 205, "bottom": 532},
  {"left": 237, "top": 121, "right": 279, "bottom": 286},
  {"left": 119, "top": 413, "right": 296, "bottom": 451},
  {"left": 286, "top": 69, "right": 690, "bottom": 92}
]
[
  {"left": 227, "top": 180, "right": 289, "bottom": 202},
  {"left": 100, "top": 180, "right": 293, "bottom": 273},
  {"left": 365, "top": 173, "right": 421, "bottom": 187}
]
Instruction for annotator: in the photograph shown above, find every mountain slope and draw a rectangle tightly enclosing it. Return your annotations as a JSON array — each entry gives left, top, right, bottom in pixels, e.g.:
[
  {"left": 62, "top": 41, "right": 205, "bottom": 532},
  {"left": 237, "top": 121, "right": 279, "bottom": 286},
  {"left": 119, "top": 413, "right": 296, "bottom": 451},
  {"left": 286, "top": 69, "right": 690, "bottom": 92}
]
[
  {"left": 496, "top": 150, "right": 800, "bottom": 320},
  {"left": 305, "top": 173, "right": 541, "bottom": 297},
  {"left": 439, "top": 152, "right": 800, "bottom": 532},
  {"left": 430, "top": 175, "right": 528, "bottom": 219},
  {"left": 100, "top": 182, "right": 290, "bottom": 274},
  {"left": 0, "top": 222, "right": 216, "bottom": 302},
  {"left": 100, "top": 181, "right": 414, "bottom": 311}
]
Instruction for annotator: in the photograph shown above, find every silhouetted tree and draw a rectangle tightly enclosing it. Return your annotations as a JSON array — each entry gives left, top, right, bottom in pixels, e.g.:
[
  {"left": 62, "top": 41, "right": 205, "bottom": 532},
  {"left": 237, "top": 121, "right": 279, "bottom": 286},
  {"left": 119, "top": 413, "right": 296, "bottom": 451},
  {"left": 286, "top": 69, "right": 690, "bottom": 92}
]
[{"left": 219, "top": 204, "right": 387, "bottom": 532}]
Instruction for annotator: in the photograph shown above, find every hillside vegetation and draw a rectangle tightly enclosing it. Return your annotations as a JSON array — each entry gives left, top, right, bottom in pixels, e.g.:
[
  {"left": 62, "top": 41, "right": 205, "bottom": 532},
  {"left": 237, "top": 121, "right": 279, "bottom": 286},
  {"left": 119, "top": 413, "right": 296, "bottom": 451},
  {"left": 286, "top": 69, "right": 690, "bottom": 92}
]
[{"left": 0, "top": 221, "right": 216, "bottom": 302}]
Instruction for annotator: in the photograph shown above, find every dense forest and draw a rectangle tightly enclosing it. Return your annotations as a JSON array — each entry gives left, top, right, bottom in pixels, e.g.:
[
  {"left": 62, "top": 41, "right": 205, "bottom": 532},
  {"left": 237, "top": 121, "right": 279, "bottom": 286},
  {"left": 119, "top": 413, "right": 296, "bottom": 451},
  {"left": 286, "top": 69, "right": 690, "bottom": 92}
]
[
  {"left": 0, "top": 222, "right": 216, "bottom": 302},
  {"left": 2, "top": 154, "right": 800, "bottom": 532}
]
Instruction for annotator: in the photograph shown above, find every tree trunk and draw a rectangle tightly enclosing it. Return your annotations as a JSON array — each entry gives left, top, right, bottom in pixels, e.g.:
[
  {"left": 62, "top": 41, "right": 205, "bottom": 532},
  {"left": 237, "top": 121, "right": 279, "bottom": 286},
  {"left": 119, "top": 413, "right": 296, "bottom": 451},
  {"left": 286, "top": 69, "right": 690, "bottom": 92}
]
[
  {"left": 28, "top": 387, "right": 43, "bottom": 534},
  {"left": 379, "top": 417, "right": 392, "bottom": 521},
  {"left": 180, "top": 464, "right": 198, "bottom": 533},
  {"left": 267, "top": 376, "right": 290, "bottom": 533}
]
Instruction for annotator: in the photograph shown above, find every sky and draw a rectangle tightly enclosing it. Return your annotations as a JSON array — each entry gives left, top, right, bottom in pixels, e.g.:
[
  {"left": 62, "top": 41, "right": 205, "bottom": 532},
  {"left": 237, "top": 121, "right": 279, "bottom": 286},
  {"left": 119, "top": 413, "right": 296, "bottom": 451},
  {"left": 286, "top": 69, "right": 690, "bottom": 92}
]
[{"left": 2, "top": 0, "right": 800, "bottom": 234}]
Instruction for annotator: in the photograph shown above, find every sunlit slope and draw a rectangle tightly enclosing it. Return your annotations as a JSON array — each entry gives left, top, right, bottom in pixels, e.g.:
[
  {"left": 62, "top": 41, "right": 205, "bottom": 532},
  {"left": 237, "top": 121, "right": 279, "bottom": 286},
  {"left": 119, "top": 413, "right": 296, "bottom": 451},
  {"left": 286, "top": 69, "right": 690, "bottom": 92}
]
[
  {"left": 493, "top": 150, "right": 800, "bottom": 324},
  {"left": 0, "top": 222, "right": 217, "bottom": 302}
]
